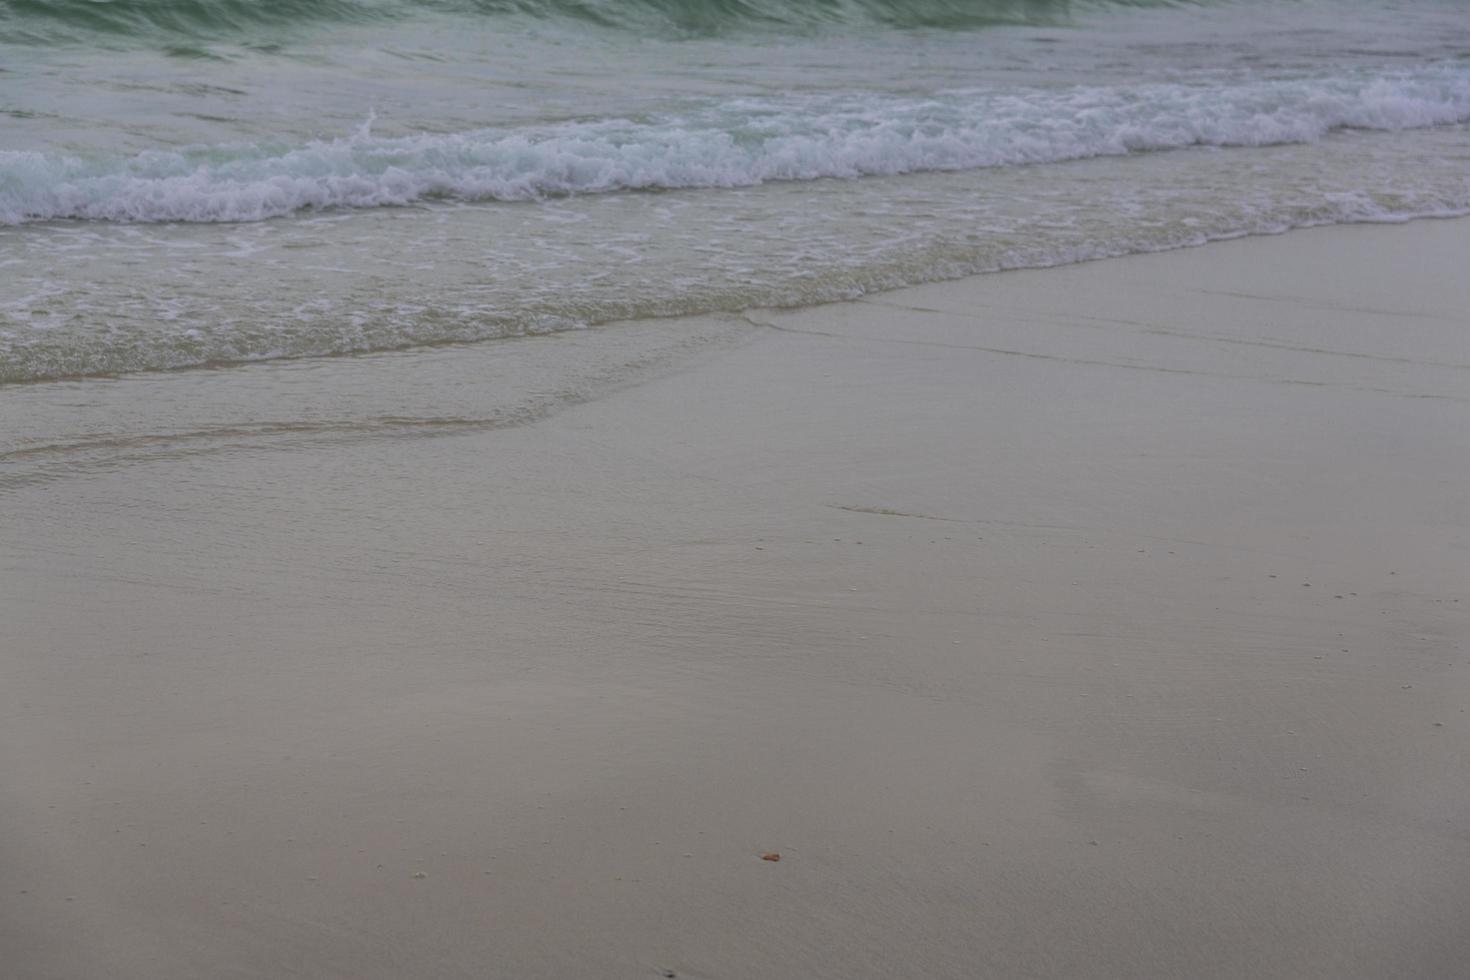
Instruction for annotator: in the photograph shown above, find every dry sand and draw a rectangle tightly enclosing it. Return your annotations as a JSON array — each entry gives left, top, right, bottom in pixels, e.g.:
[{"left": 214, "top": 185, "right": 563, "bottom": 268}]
[{"left": 3, "top": 219, "right": 1468, "bottom": 979}]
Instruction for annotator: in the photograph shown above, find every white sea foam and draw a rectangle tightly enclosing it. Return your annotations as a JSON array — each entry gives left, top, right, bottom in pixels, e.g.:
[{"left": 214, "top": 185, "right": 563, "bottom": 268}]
[
  {"left": 5, "top": 116, "right": 1470, "bottom": 384},
  {"left": 3, "top": 66, "right": 1468, "bottom": 224}
]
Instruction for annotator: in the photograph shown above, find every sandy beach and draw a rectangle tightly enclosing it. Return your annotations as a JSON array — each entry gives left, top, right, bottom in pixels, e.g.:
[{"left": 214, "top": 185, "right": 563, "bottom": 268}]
[{"left": 3, "top": 218, "right": 1468, "bottom": 979}]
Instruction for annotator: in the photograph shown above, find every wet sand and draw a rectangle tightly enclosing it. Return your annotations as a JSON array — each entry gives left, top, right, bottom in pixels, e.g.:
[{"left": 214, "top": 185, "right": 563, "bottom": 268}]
[{"left": 3, "top": 219, "right": 1468, "bottom": 979}]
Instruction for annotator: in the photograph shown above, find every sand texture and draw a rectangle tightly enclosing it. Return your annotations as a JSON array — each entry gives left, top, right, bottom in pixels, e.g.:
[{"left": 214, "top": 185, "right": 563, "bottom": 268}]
[{"left": 3, "top": 220, "right": 1468, "bottom": 979}]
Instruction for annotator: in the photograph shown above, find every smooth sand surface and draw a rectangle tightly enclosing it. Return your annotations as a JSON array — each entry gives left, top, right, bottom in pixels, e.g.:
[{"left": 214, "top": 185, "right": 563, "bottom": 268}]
[{"left": 3, "top": 219, "right": 1468, "bottom": 979}]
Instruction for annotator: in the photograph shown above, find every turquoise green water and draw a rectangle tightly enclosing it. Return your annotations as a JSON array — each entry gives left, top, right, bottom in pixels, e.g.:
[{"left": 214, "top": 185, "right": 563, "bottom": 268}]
[{"left": 2, "top": 0, "right": 1170, "bottom": 40}]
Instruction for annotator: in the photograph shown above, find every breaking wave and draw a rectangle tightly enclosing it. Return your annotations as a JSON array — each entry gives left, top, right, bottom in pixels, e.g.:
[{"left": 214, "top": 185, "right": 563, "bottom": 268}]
[
  {"left": 5, "top": 66, "right": 1468, "bottom": 225},
  {"left": 0, "top": 0, "right": 1173, "bottom": 45}
]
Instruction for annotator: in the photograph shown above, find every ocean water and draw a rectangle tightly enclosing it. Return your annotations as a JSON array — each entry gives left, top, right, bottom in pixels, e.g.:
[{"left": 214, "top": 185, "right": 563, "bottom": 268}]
[{"left": 1, "top": 0, "right": 1469, "bottom": 383}]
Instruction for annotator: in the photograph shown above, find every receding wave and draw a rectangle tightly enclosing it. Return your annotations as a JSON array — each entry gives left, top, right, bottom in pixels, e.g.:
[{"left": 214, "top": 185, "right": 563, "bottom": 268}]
[
  {"left": 5, "top": 67, "right": 1468, "bottom": 225},
  {"left": 0, "top": 0, "right": 1163, "bottom": 45}
]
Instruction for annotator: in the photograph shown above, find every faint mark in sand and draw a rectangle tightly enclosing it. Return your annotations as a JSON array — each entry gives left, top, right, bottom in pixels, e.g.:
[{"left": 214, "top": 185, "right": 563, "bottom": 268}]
[
  {"left": 1191, "top": 287, "right": 1467, "bottom": 325},
  {"left": 741, "top": 316, "right": 1468, "bottom": 402},
  {"left": 827, "top": 504, "right": 1311, "bottom": 561},
  {"left": 829, "top": 505, "right": 964, "bottom": 523},
  {"left": 858, "top": 297, "right": 1470, "bottom": 369},
  {"left": 826, "top": 504, "right": 1078, "bottom": 533}
]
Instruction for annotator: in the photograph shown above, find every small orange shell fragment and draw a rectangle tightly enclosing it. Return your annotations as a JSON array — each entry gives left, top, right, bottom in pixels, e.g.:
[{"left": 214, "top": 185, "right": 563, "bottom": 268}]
[{"left": 761, "top": 852, "right": 781, "bottom": 862}]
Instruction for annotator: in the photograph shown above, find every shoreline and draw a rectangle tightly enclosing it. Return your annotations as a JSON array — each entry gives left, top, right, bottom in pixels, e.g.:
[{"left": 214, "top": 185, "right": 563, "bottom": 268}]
[
  {"left": 3, "top": 217, "right": 1468, "bottom": 979},
  {"left": 7, "top": 207, "right": 1470, "bottom": 389}
]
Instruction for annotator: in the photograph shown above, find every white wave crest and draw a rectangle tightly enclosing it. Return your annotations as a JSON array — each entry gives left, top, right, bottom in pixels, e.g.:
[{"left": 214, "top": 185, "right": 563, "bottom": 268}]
[{"left": 4, "top": 65, "right": 1468, "bottom": 224}]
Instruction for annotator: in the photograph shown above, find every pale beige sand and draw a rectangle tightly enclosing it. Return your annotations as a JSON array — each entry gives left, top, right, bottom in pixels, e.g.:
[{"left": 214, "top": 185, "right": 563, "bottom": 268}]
[{"left": 3, "top": 219, "right": 1468, "bottom": 979}]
